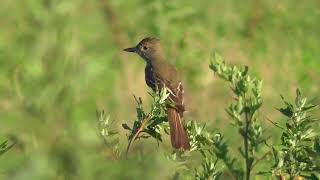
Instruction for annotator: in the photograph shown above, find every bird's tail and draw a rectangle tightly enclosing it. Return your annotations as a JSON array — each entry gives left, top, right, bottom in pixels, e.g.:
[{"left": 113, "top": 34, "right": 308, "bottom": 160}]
[{"left": 166, "top": 108, "right": 190, "bottom": 150}]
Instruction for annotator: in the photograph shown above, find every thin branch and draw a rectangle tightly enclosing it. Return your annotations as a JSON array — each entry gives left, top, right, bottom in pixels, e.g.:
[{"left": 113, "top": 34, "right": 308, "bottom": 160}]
[
  {"left": 260, "top": 112, "right": 285, "bottom": 130},
  {"left": 252, "top": 150, "right": 272, "bottom": 169},
  {"left": 125, "top": 114, "right": 152, "bottom": 157}
]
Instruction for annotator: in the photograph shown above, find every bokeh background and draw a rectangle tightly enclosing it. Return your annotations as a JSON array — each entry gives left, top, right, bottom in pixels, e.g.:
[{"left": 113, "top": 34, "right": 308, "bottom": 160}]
[{"left": 0, "top": 0, "right": 319, "bottom": 179}]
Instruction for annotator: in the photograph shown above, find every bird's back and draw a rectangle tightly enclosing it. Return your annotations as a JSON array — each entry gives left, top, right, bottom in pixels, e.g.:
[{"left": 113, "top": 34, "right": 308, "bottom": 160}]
[{"left": 150, "top": 60, "right": 180, "bottom": 90}]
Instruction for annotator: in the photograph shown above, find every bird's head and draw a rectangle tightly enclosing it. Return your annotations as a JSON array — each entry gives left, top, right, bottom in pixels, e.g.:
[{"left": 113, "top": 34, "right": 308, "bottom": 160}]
[{"left": 123, "top": 37, "right": 163, "bottom": 62}]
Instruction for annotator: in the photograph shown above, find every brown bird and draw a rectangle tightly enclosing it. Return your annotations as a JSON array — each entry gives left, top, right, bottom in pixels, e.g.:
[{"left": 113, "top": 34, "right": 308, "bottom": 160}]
[{"left": 124, "top": 37, "right": 190, "bottom": 150}]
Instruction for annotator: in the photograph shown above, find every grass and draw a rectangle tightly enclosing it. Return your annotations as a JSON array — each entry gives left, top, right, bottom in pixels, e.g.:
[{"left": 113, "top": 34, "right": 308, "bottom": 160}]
[{"left": 0, "top": 0, "right": 319, "bottom": 179}]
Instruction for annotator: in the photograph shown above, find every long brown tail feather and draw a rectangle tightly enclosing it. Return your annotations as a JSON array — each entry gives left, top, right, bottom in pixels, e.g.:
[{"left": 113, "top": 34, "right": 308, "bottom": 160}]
[{"left": 167, "top": 108, "right": 190, "bottom": 150}]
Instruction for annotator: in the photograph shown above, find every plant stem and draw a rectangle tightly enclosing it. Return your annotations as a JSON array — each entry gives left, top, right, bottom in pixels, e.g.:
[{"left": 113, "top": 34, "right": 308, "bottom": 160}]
[
  {"left": 244, "top": 113, "right": 250, "bottom": 180},
  {"left": 244, "top": 95, "right": 252, "bottom": 180},
  {"left": 252, "top": 150, "right": 271, "bottom": 168},
  {"left": 125, "top": 114, "right": 152, "bottom": 157}
]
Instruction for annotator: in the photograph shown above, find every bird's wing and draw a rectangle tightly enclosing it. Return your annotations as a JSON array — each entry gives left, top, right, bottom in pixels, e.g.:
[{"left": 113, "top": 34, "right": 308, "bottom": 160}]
[
  {"left": 152, "top": 72, "right": 185, "bottom": 115},
  {"left": 173, "top": 81, "right": 185, "bottom": 116}
]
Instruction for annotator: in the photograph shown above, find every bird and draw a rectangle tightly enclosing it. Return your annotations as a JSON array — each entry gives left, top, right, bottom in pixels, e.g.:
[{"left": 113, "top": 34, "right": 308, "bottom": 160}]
[{"left": 123, "top": 37, "right": 191, "bottom": 150}]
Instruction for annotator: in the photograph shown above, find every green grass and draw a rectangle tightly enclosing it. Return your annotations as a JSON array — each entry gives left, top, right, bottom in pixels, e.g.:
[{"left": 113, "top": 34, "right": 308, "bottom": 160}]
[{"left": 0, "top": 0, "right": 319, "bottom": 179}]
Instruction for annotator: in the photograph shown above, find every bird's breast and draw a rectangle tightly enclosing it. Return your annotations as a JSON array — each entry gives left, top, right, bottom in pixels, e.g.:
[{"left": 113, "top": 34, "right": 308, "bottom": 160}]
[{"left": 145, "top": 65, "right": 156, "bottom": 91}]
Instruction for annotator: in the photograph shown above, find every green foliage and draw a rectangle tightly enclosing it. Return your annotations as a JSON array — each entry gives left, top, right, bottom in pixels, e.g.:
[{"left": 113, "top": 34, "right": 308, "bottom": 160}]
[
  {"left": 0, "top": 140, "right": 15, "bottom": 156},
  {"left": 195, "top": 158, "right": 221, "bottom": 180},
  {"left": 211, "top": 134, "right": 244, "bottom": 178},
  {"left": 96, "top": 87, "right": 226, "bottom": 179},
  {"left": 210, "top": 52, "right": 267, "bottom": 180},
  {"left": 186, "top": 121, "right": 225, "bottom": 179},
  {"left": 270, "top": 89, "right": 320, "bottom": 179},
  {"left": 97, "top": 110, "right": 121, "bottom": 158},
  {"left": 94, "top": 52, "right": 320, "bottom": 179},
  {"left": 97, "top": 53, "right": 320, "bottom": 179},
  {"left": 0, "top": 1, "right": 319, "bottom": 179},
  {"left": 186, "top": 120, "right": 242, "bottom": 179},
  {"left": 122, "top": 88, "right": 170, "bottom": 155}
]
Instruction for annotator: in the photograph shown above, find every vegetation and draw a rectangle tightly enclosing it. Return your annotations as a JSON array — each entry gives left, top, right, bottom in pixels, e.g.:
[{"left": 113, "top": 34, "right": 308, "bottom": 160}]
[
  {"left": 0, "top": 0, "right": 319, "bottom": 179},
  {"left": 98, "top": 54, "right": 320, "bottom": 179}
]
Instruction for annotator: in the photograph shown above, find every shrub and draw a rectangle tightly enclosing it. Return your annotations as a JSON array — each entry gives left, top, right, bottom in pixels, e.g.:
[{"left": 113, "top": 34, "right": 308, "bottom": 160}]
[{"left": 97, "top": 53, "right": 319, "bottom": 179}]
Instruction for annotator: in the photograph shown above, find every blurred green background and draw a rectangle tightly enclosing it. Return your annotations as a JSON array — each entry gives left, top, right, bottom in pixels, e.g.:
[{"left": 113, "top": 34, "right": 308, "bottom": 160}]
[{"left": 0, "top": 0, "right": 319, "bottom": 179}]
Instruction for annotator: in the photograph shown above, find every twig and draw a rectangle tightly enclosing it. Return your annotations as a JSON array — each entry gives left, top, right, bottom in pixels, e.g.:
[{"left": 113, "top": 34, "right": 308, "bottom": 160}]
[
  {"left": 252, "top": 150, "right": 272, "bottom": 169},
  {"left": 125, "top": 114, "right": 152, "bottom": 157},
  {"left": 225, "top": 170, "right": 237, "bottom": 180},
  {"left": 243, "top": 94, "right": 252, "bottom": 180},
  {"left": 244, "top": 110, "right": 251, "bottom": 180},
  {"left": 260, "top": 112, "right": 285, "bottom": 130}
]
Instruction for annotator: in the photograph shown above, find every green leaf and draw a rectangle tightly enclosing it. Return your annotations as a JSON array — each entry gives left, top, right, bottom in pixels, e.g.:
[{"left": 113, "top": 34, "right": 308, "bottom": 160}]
[
  {"left": 277, "top": 107, "right": 294, "bottom": 117},
  {"left": 0, "top": 140, "right": 15, "bottom": 156},
  {"left": 314, "top": 137, "right": 320, "bottom": 153},
  {"left": 302, "top": 104, "right": 318, "bottom": 112},
  {"left": 295, "top": 88, "right": 303, "bottom": 107},
  {"left": 121, "top": 123, "right": 131, "bottom": 130}
]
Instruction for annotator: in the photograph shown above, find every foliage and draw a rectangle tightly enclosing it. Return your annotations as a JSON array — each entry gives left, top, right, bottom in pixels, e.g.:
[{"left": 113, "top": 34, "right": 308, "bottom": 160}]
[
  {"left": 210, "top": 52, "right": 267, "bottom": 180},
  {"left": 94, "top": 52, "right": 319, "bottom": 179},
  {"left": 0, "top": 140, "right": 15, "bottom": 156},
  {"left": 268, "top": 89, "right": 320, "bottom": 179},
  {"left": 122, "top": 88, "right": 169, "bottom": 155},
  {"left": 97, "top": 110, "right": 121, "bottom": 159},
  {"left": 185, "top": 108, "right": 243, "bottom": 179},
  {"left": 0, "top": 0, "right": 319, "bottom": 179},
  {"left": 195, "top": 157, "right": 221, "bottom": 180}
]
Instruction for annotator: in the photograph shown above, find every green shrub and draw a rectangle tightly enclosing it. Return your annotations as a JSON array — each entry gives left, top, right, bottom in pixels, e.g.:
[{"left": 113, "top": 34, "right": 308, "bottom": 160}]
[{"left": 98, "top": 53, "right": 319, "bottom": 179}]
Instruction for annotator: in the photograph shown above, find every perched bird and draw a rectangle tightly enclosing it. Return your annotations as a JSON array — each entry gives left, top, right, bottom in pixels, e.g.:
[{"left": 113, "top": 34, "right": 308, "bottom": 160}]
[{"left": 123, "top": 37, "right": 190, "bottom": 150}]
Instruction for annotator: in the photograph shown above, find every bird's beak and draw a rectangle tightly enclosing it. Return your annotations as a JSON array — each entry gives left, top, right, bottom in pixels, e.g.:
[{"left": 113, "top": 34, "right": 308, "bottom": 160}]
[{"left": 123, "top": 47, "right": 136, "bottom": 52}]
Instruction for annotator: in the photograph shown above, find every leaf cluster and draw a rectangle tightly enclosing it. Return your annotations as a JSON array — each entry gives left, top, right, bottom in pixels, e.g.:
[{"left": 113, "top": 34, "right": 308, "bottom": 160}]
[
  {"left": 122, "top": 88, "right": 170, "bottom": 155},
  {"left": 210, "top": 52, "right": 267, "bottom": 180},
  {"left": 271, "top": 89, "right": 320, "bottom": 179},
  {"left": 97, "top": 52, "right": 319, "bottom": 180}
]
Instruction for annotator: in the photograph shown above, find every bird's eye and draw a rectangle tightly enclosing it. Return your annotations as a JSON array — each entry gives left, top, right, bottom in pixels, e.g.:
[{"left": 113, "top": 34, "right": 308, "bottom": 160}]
[{"left": 143, "top": 46, "right": 148, "bottom": 50}]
